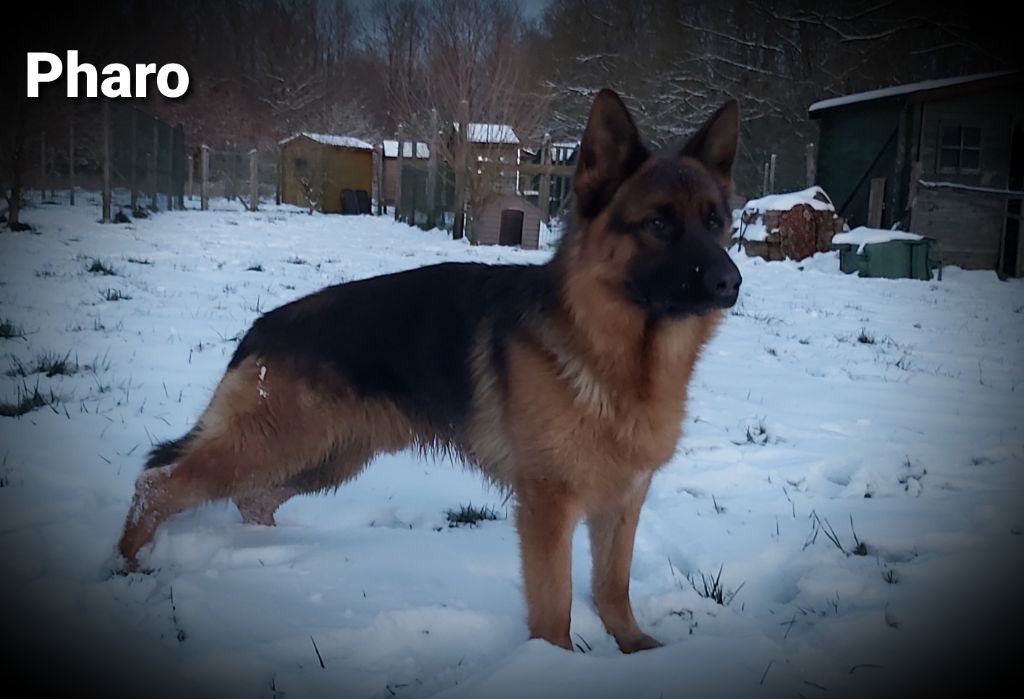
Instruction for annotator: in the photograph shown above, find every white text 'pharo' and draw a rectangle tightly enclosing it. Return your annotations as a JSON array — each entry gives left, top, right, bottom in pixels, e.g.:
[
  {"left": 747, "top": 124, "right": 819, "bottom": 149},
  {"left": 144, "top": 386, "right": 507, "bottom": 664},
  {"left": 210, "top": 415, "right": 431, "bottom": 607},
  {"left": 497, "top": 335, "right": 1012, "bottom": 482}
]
[{"left": 27, "top": 51, "right": 190, "bottom": 99}]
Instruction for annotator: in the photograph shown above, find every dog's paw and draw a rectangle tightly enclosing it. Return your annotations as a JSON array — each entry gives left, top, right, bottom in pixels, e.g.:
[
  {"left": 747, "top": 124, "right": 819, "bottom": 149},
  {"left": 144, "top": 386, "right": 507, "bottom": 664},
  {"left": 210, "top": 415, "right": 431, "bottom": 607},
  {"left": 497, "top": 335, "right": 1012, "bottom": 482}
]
[
  {"left": 108, "top": 550, "right": 154, "bottom": 577},
  {"left": 617, "top": 633, "right": 663, "bottom": 654}
]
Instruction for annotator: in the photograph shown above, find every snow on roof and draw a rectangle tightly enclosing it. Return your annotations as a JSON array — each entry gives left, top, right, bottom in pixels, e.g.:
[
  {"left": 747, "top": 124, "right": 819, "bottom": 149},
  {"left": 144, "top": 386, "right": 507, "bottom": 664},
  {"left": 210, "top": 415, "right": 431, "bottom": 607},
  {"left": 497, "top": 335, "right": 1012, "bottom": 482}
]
[
  {"left": 455, "top": 122, "right": 520, "bottom": 145},
  {"left": 743, "top": 186, "right": 835, "bottom": 215},
  {"left": 808, "top": 71, "right": 1015, "bottom": 114},
  {"left": 382, "top": 140, "right": 430, "bottom": 159},
  {"left": 280, "top": 133, "right": 374, "bottom": 150},
  {"left": 832, "top": 226, "right": 923, "bottom": 253}
]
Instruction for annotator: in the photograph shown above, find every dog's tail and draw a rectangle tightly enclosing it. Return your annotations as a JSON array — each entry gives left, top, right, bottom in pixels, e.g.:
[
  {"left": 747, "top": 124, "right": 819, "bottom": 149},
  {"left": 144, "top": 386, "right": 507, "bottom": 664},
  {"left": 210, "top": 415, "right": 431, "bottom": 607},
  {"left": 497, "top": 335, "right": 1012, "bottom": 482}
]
[{"left": 144, "top": 426, "right": 200, "bottom": 470}]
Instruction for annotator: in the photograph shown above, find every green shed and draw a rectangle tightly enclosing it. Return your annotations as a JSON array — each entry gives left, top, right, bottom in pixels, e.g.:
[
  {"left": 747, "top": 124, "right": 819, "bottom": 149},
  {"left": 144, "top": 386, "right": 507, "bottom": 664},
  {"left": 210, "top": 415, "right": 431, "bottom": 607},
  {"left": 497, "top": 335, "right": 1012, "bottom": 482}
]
[{"left": 809, "top": 71, "right": 1024, "bottom": 276}]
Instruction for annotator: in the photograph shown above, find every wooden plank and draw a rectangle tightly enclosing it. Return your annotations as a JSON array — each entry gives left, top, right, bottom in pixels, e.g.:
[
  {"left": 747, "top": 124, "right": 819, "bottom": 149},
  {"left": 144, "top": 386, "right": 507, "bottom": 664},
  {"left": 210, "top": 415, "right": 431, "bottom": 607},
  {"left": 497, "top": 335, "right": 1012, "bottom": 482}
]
[
  {"left": 912, "top": 186, "right": 1003, "bottom": 268},
  {"left": 805, "top": 141, "right": 816, "bottom": 187},
  {"left": 868, "top": 177, "right": 886, "bottom": 228}
]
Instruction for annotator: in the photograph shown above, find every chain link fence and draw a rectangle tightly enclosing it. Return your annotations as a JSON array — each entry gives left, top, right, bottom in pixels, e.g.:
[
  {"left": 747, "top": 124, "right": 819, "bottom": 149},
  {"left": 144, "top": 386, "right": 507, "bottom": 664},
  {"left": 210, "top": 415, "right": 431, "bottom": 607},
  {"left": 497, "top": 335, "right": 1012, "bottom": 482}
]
[
  {"left": 398, "top": 160, "right": 456, "bottom": 230},
  {"left": 199, "top": 146, "right": 279, "bottom": 208},
  {"left": 18, "top": 102, "right": 185, "bottom": 217}
]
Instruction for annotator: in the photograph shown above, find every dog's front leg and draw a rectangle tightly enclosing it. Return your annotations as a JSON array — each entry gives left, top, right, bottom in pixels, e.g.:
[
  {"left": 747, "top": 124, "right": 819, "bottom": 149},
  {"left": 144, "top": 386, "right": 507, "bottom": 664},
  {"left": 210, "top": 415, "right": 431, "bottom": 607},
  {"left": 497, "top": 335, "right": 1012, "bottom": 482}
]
[
  {"left": 587, "top": 473, "right": 663, "bottom": 653},
  {"left": 515, "top": 477, "right": 580, "bottom": 650}
]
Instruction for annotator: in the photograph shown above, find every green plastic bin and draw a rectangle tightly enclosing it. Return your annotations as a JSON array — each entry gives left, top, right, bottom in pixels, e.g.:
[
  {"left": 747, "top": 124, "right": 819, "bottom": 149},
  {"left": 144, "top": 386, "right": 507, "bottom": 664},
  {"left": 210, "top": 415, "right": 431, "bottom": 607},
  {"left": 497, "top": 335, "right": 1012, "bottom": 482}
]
[{"left": 838, "top": 237, "right": 940, "bottom": 280}]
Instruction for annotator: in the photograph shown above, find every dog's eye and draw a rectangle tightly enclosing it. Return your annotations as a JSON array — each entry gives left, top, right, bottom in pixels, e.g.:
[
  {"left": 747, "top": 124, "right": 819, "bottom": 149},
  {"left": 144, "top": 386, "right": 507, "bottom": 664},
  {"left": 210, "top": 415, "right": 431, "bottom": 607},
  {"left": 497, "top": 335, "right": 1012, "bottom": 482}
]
[
  {"left": 707, "top": 210, "right": 723, "bottom": 229},
  {"left": 646, "top": 216, "right": 668, "bottom": 234}
]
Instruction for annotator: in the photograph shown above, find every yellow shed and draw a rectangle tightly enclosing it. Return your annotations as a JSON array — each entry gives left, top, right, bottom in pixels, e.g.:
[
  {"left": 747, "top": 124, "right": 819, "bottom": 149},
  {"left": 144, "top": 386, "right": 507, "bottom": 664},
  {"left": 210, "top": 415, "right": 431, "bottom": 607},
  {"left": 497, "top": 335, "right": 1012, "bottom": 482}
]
[{"left": 279, "top": 133, "right": 374, "bottom": 213}]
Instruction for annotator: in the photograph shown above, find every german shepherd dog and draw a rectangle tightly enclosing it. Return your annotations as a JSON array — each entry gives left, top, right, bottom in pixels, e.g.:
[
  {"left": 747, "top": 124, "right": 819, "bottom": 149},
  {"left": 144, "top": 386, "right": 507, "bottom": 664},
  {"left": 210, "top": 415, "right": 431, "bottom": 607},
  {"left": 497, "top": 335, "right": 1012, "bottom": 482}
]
[{"left": 119, "top": 89, "right": 741, "bottom": 653}]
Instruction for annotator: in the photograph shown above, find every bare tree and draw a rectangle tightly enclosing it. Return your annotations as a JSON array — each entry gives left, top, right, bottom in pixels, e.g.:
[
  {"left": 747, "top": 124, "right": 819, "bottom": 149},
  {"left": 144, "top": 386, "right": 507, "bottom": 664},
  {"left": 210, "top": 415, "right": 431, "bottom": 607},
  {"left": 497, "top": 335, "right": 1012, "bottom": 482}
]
[
  {"left": 371, "top": 0, "right": 552, "bottom": 236},
  {"left": 534, "top": 0, "right": 1016, "bottom": 197},
  {"left": 367, "top": 0, "right": 427, "bottom": 135}
]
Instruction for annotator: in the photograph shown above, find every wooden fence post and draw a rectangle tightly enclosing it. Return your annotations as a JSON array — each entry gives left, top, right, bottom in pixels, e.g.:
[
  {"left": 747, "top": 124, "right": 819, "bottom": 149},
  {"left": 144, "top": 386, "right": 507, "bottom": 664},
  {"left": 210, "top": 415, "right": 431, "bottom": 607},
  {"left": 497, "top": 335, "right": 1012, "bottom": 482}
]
[
  {"left": 102, "top": 102, "right": 111, "bottom": 223},
  {"left": 40, "top": 131, "right": 46, "bottom": 200},
  {"left": 425, "top": 109, "right": 439, "bottom": 230},
  {"left": 374, "top": 144, "right": 384, "bottom": 216},
  {"left": 249, "top": 148, "right": 258, "bottom": 212},
  {"left": 165, "top": 126, "right": 174, "bottom": 209},
  {"left": 538, "top": 132, "right": 551, "bottom": 222},
  {"left": 200, "top": 145, "right": 210, "bottom": 211},
  {"left": 395, "top": 126, "right": 405, "bottom": 222},
  {"left": 68, "top": 119, "right": 75, "bottom": 206},
  {"left": 129, "top": 109, "right": 138, "bottom": 211},
  {"left": 453, "top": 99, "right": 469, "bottom": 240},
  {"left": 150, "top": 117, "right": 159, "bottom": 210},
  {"left": 276, "top": 152, "right": 282, "bottom": 206}
]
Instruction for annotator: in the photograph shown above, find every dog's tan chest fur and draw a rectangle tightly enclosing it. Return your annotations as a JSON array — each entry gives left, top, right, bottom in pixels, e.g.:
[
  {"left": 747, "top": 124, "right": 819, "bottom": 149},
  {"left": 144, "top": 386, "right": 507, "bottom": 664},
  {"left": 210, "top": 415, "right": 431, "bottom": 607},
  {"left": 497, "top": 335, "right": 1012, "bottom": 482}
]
[{"left": 501, "top": 310, "right": 721, "bottom": 506}]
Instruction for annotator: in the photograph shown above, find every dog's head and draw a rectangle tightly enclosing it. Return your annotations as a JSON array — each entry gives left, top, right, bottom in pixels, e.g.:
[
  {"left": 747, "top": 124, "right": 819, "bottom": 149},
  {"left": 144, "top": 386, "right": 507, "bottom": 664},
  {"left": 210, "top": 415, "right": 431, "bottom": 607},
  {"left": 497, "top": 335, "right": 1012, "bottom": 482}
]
[{"left": 568, "top": 89, "right": 741, "bottom": 317}]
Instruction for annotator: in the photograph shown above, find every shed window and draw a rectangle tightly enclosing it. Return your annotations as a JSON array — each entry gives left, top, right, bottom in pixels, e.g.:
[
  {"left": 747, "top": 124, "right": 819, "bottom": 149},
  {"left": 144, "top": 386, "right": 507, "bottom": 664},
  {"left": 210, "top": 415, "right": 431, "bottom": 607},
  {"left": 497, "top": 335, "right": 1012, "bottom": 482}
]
[{"left": 939, "top": 126, "right": 981, "bottom": 172}]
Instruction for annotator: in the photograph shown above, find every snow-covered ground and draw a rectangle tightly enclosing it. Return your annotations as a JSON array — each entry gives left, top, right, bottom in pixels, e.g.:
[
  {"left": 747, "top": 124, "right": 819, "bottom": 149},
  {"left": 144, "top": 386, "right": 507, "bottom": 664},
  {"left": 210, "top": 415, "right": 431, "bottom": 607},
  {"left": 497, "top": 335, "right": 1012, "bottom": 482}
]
[{"left": 1, "top": 197, "right": 1022, "bottom": 698}]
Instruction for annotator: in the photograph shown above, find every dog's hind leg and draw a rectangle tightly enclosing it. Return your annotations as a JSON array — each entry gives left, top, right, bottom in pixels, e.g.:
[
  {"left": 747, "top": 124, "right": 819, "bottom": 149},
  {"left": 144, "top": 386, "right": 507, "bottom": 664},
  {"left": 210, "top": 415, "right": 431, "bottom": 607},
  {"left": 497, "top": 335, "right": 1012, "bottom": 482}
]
[
  {"left": 233, "top": 443, "right": 375, "bottom": 526},
  {"left": 118, "top": 441, "right": 237, "bottom": 568},
  {"left": 234, "top": 489, "right": 293, "bottom": 526},
  {"left": 587, "top": 474, "right": 662, "bottom": 653}
]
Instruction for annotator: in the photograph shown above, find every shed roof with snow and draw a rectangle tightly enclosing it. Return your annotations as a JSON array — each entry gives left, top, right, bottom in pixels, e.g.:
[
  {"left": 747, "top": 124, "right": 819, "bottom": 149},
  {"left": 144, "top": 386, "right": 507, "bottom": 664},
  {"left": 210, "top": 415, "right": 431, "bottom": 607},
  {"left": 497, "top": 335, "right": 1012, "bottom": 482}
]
[
  {"left": 279, "top": 133, "right": 374, "bottom": 150},
  {"left": 455, "top": 123, "right": 520, "bottom": 145}
]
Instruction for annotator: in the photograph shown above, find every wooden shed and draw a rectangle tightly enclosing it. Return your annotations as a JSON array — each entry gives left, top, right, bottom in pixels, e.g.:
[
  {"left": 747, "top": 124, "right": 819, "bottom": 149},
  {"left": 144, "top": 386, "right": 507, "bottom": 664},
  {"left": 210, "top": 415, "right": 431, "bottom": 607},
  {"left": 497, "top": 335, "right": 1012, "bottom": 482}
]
[
  {"left": 456, "top": 122, "right": 521, "bottom": 194},
  {"left": 279, "top": 133, "right": 373, "bottom": 214},
  {"left": 809, "top": 71, "right": 1024, "bottom": 275},
  {"left": 473, "top": 193, "right": 542, "bottom": 249}
]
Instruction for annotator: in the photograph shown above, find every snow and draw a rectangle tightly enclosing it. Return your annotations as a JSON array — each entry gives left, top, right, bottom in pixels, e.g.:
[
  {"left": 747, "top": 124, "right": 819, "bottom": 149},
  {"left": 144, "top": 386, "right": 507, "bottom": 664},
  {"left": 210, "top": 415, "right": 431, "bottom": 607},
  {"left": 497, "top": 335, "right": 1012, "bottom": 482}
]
[
  {"left": 2, "top": 197, "right": 1023, "bottom": 697},
  {"left": 808, "top": 71, "right": 1014, "bottom": 114},
  {"left": 832, "top": 227, "right": 924, "bottom": 254},
  {"left": 280, "top": 133, "right": 375, "bottom": 150},
  {"left": 736, "top": 219, "right": 770, "bottom": 242},
  {"left": 742, "top": 186, "right": 835, "bottom": 215},
  {"left": 383, "top": 141, "right": 430, "bottom": 159}
]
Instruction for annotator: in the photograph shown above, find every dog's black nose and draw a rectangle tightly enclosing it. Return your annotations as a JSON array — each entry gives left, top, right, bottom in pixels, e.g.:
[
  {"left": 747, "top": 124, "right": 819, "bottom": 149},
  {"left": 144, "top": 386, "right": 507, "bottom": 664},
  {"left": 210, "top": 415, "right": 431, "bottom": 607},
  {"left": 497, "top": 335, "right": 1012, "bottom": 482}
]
[{"left": 705, "top": 263, "right": 742, "bottom": 306}]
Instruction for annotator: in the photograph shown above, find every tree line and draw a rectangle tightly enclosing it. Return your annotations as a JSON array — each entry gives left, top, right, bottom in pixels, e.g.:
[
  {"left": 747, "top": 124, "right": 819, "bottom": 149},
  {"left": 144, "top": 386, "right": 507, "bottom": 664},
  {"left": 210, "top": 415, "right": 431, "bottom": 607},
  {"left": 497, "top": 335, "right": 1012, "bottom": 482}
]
[{"left": 1, "top": 0, "right": 1016, "bottom": 226}]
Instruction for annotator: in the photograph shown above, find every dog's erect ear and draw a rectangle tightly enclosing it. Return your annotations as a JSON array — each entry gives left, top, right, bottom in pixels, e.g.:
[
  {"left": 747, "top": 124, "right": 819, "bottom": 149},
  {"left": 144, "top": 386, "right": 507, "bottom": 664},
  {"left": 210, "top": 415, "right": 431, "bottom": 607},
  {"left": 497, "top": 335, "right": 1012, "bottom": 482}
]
[
  {"left": 574, "top": 89, "right": 649, "bottom": 220},
  {"left": 679, "top": 100, "right": 739, "bottom": 191}
]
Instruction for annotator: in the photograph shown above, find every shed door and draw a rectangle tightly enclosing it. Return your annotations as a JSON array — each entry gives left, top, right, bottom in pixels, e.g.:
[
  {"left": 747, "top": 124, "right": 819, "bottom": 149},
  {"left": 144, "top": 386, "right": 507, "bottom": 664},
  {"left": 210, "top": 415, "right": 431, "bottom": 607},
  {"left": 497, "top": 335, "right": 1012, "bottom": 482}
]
[{"left": 499, "top": 209, "right": 524, "bottom": 246}]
